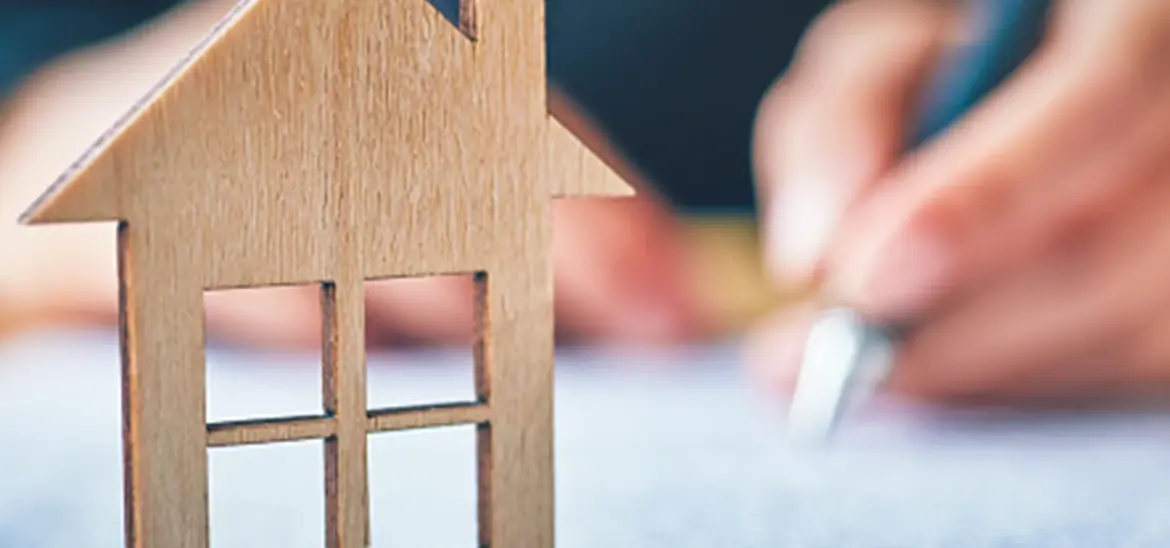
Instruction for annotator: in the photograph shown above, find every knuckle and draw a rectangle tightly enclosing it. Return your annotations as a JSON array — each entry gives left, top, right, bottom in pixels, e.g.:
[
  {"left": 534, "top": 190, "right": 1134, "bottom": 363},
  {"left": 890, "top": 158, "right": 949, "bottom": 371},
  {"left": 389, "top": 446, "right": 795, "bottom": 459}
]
[
  {"left": 909, "top": 162, "right": 1029, "bottom": 264},
  {"left": 904, "top": 186, "right": 983, "bottom": 253},
  {"left": 796, "top": 0, "right": 892, "bottom": 71},
  {"left": 801, "top": 0, "right": 867, "bottom": 45}
]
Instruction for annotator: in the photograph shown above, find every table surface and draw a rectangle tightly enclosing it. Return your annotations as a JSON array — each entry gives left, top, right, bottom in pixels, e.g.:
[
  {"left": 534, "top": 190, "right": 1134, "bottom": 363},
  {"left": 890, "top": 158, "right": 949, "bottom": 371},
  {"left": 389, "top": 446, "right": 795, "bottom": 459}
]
[{"left": 4, "top": 329, "right": 1170, "bottom": 547}]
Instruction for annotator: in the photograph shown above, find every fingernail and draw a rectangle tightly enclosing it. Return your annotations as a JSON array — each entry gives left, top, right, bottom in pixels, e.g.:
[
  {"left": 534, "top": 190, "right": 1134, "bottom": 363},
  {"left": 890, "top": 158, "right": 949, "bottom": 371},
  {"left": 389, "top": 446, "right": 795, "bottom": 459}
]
[
  {"left": 833, "top": 228, "right": 955, "bottom": 319},
  {"left": 768, "top": 180, "right": 840, "bottom": 281}
]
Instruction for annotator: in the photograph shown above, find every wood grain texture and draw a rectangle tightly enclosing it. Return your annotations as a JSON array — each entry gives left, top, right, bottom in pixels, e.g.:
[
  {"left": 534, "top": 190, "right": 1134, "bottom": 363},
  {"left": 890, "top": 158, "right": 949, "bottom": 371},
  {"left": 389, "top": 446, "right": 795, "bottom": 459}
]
[
  {"left": 17, "top": 0, "right": 634, "bottom": 546},
  {"left": 367, "top": 402, "right": 491, "bottom": 432},
  {"left": 207, "top": 415, "right": 335, "bottom": 447},
  {"left": 477, "top": 264, "right": 557, "bottom": 548},
  {"left": 323, "top": 280, "right": 368, "bottom": 548},
  {"left": 118, "top": 223, "right": 209, "bottom": 548},
  {"left": 204, "top": 404, "right": 493, "bottom": 446}
]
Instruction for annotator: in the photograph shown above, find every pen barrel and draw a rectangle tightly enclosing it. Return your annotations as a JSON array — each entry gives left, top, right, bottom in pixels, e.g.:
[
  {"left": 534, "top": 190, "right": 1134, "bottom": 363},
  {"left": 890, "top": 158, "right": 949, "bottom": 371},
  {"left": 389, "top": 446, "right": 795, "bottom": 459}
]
[
  {"left": 910, "top": 0, "right": 1052, "bottom": 148},
  {"left": 873, "top": 0, "right": 1052, "bottom": 343}
]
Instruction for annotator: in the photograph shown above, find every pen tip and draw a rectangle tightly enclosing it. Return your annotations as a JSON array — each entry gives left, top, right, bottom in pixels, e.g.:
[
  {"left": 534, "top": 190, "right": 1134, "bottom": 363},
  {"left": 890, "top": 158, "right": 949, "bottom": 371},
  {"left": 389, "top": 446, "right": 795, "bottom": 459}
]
[{"left": 785, "top": 308, "right": 895, "bottom": 445}]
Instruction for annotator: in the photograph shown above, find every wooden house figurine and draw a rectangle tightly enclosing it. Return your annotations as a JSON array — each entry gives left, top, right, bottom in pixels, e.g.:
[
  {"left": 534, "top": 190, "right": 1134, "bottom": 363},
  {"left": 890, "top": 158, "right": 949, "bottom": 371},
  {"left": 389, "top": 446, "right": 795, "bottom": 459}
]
[{"left": 17, "top": 0, "right": 633, "bottom": 546}]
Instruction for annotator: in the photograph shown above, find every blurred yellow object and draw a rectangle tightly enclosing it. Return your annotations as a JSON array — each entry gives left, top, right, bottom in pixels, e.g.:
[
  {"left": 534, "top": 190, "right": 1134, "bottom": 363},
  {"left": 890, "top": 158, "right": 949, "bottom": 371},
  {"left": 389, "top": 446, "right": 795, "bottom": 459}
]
[{"left": 682, "top": 213, "right": 802, "bottom": 336}]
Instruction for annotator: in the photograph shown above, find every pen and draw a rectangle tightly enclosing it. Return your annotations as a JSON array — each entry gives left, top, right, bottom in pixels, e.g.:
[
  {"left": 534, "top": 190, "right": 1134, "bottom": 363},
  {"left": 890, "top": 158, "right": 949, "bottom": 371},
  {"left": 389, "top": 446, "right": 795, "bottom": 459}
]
[{"left": 787, "top": 0, "right": 1054, "bottom": 443}]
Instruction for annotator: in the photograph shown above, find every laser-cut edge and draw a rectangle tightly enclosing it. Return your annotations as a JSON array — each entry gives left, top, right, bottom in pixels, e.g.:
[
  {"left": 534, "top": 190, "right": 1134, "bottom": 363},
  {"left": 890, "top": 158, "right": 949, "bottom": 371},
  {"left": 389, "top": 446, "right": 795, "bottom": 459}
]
[
  {"left": 459, "top": 0, "right": 479, "bottom": 40},
  {"left": 115, "top": 222, "right": 135, "bottom": 548},
  {"left": 472, "top": 270, "right": 493, "bottom": 548},
  {"left": 205, "top": 402, "right": 491, "bottom": 447},
  {"left": 207, "top": 414, "right": 335, "bottom": 447}
]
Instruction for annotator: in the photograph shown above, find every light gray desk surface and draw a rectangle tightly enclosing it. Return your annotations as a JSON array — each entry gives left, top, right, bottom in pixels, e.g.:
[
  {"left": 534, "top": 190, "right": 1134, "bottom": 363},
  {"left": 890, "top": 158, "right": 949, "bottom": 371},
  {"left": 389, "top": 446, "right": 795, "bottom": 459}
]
[{"left": 3, "top": 329, "right": 1170, "bottom": 547}]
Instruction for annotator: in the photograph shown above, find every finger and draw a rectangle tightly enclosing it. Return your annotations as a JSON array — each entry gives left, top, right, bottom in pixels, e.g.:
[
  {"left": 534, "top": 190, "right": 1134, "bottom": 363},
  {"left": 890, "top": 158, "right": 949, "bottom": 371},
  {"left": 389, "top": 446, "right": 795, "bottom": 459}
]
[
  {"left": 1117, "top": 306, "right": 1170, "bottom": 401},
  {"left": 890, "top": 161, "right": 1170, "bottom": 404},
  {"left": 363, "top": 274, "right": 477, "bottom": 347},
  {"left": 828, "top": 4, "right": 1170, "bottom": 321},
  {"left": 741, "top": 300, "right": 819, "bottom": 396},
  {"left": 203, "top": 284, "right": 322, "bottom": 350},
  {"left": 755, "top": 0, "right": 955, "bottom": 285},
  {"left": 887, "top": 255, "right": 1122, "bottom": 405},
  {"left": 551, "top": 192, "right": 702, "bottom": 345}
]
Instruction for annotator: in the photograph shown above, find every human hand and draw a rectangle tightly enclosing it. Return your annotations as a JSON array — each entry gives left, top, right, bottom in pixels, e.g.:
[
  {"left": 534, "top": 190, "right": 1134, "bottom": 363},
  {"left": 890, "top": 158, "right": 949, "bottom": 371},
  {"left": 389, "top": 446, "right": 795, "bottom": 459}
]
[{"left": 748, "top": 0, "right": 1170, "bottom": 405}]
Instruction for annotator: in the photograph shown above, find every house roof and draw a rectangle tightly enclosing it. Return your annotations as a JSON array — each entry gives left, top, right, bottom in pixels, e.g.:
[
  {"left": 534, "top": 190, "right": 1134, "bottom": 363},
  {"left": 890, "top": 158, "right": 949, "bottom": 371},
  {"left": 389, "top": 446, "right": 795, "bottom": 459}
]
[
  {"left": 20, "top": 0, "right": 256, "bottom": 225},
  {"left": 20, "top": 0, "right": 632, "bottom": 226}
]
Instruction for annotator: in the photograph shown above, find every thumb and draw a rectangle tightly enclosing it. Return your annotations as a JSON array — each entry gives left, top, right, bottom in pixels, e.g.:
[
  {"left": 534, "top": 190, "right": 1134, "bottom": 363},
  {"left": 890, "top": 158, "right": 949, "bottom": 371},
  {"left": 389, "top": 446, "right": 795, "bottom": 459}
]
[{"left": 754, "top": 0, "right": 955, "bottom": 287}]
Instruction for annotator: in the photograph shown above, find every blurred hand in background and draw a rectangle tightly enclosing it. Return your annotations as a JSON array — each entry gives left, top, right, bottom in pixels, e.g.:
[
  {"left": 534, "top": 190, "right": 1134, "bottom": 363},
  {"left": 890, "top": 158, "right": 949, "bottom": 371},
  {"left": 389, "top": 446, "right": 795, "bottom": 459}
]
[{"left": 750, "top": 0, "right": 1170, "bottom": 406}]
